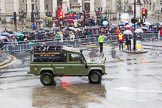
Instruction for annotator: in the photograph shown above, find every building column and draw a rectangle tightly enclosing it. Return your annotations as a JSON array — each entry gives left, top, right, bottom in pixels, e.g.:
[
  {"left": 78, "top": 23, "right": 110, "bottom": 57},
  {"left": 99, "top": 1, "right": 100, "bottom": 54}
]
[
  {"left": 27, "top": 0, "right": 32, "bottom": 19},
  {"left": 111, "top": 0, "right": 116, "bottom": 12},
  {"left": 39, "top": 0, "right": 45, "bottom": 18},
  {"left": 101, "top": 0, "right": 107, "bottom": 12},
  {"left": 62, "top": 0, "right": 68, "bottom": 14},
  {"left": 90, "top": 0, "right": 95, "bottom": 16},
  {"left": 78, "top": 0, "right": 82, "bottom": 12},
  {"left": 14, "top": 0, "right": 19, "bottom": 13},
  {"left": 1, "top": 0, "right": 6, "bottom": 14},
  {"left": 1, "top": 0, "right": 6, "bottom": 23},
  {"left": 52, "top": 0, "right": 57, "bottom": 17},
  {"left": 66, "top": 0, "right": 70, "bottom": 9}
]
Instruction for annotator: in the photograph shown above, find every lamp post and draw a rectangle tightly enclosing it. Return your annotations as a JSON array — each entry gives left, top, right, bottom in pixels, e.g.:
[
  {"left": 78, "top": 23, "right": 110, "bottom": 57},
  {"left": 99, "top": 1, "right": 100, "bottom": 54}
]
[
  {"left": 133, "top": 0, "right": 136, "bottom": 51},
  {"left": 118, "top": 0, "right": 121, "bottom": 21}
]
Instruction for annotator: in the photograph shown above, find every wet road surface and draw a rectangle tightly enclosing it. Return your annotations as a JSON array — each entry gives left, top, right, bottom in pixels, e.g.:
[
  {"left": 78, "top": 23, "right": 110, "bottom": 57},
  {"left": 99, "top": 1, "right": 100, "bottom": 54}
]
[{"left": 0, "top": 44, "right": 162, "bottom": 108}]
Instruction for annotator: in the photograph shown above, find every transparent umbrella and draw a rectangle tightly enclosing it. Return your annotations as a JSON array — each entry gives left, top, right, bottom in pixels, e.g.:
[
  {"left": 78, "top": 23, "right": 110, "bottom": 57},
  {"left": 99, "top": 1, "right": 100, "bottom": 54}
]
[
  {"left": 1, "top": 32, "right": 10, "bottom": 36},
  {"left": 143, "top": 22, "right": 151, "bottom": 25},
  {"left": 123, "top": 30, "right": 133, "bottom": 35},
  {"left": 135, "top": 28, "right": 144, "bottom": 33},
  {"left": 141, "top": 26, "right": 149, "bottom": 30},
  {"left": 102, "top": 21, "right": 108, "bottom": 26},
  {"left": 0, "top": 36, "right": 8, "bottom": 40}
]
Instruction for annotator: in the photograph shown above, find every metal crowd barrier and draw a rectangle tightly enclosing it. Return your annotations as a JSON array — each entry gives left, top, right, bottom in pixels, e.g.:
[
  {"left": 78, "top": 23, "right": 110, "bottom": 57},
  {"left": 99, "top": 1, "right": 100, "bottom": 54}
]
[
  {"left": 0, "top": 46, "right": 6, "bottom": 59},
  {"left": 2, "top": 33, "right": 159, "bottom": 52}
]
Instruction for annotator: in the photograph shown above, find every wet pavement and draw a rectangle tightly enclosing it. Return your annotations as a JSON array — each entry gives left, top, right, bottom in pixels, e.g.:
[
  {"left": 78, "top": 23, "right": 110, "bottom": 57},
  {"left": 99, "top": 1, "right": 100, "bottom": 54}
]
[{"left": 0, "top": 41, "right": 162, "bottom": 108}]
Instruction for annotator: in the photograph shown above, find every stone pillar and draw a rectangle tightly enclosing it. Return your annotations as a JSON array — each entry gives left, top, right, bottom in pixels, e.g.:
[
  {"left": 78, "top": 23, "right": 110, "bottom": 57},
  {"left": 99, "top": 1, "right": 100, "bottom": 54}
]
[
  {"left": 111, "top": 0, "right": 116, "bottom": 12},
  {"left": 90, "top": 0, "right": 95, "bottom": 16},
  {"left": 27, "top": 0, "right": 32, "bottom": 19},
  {"left": 66, "top": 0, "right": 70, "bottom": 9},
  {"left": 101, "top": 0, "right": 107, "bottom": 12},
  {"left": 52, "top": 0, "right": 57, "bottom": 17},
  {"left": 14, "top": 0, "right": 19, "bottom": 13},
  {"left": 62, "top": 0, "right": 68, "bottom": 14},
  {"left": 1, "top": 0, "right": 6, "bottom": 23},
  {"left": 1, "top": 0, "right": 6, "bottom": 13},
  {"left": 39, "top": 0, "right": 45, "bottom": 18},
  {"left": 136, "top": 5, "right": 142, "bottom": 18},
  {"left": 78, "top": 0, "right": 82, "bottom": 12},
  {"left": 13, "top": 0, "right": 20, "bottom": 23}
]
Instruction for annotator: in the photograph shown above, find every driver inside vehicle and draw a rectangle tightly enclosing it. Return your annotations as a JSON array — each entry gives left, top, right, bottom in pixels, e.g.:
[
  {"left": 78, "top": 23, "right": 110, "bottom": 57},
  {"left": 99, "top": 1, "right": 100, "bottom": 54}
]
[{"left": 69, "top": 53, "right": 80, "bottom": 62}]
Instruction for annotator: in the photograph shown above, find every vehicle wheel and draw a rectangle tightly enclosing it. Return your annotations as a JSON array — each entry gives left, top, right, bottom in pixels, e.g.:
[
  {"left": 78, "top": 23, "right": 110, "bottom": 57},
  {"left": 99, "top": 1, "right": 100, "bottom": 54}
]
[
  {"left": 88, "top": 71, "right": 102, "bottom": 84},
  {"left": 40, "top": 73, "right": 55, "bottom": 86}
]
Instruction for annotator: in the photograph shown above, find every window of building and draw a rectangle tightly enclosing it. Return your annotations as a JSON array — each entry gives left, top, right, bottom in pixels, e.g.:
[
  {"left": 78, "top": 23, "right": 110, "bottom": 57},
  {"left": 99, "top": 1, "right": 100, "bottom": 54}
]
[
  {"left": 46, "top": 4, "right": 48, "bottom": 10},
  {"left": 71, "top": 0, "right": 78, "bottom": 3}
]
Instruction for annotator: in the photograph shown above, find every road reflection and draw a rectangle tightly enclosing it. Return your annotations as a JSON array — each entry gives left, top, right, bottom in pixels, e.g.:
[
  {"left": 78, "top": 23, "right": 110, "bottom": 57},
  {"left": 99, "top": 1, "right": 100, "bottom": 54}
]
[{"left": 32, "top": 83, "right": 106, "bottom": 108}]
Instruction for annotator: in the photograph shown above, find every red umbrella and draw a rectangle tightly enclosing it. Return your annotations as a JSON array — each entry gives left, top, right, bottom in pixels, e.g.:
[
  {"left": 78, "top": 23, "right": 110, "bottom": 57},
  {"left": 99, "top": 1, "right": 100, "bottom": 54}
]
[
  {"left": 64, "top": 19, "right": 74, "bottom": 23},
  {"left": 54, "top": 19, "right": 58, "bottom": 22}
]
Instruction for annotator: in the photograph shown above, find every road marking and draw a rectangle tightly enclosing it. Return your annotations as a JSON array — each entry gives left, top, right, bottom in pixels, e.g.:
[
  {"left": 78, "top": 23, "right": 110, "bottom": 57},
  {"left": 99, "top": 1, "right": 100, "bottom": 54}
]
[
  {"left": 4, "top": 67, "right": 29, "bottom": 72},
  {"left": 116, "top": 87, "right": 162, "bottom": 93},
  {"left": 121, "top": 96, "right": 146, "bottom": 102},
  {"left": 0, "top": 54, "right": 17, "bottom": 69},
  {"left": 87, "top": 44, "right": 111, "bottom": 48},
  {"left": 103, "top": 45, "right": 110, "bottom": 48}
]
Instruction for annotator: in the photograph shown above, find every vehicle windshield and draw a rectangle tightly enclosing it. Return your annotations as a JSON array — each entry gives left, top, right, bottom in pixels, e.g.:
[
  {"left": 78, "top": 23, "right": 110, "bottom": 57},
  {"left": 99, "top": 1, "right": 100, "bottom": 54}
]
[{"left": 82, "top": 48, "right": 100, "bottom": 59}]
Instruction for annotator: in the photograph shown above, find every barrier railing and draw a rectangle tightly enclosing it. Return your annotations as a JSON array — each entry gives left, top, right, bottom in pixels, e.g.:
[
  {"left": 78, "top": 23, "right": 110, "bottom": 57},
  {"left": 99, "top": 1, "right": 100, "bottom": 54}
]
[
  {"left": 2, "top": 33, "right": 159, "bottom": 52},
  {"left": 0, "top": 46, "right": 6, "bottom": 60}
]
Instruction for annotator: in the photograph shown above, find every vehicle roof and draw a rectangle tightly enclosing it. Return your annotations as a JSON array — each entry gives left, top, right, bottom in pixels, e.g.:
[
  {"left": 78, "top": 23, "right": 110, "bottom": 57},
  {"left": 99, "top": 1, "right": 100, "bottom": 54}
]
[{"left": 62, "top": 46, "right": 80, "bottom": 53}]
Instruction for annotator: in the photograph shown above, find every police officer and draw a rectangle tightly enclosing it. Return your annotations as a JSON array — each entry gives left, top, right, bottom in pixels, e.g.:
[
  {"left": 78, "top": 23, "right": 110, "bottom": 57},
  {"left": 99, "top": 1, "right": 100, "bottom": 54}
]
[{"left": 98, "top": 32, "right": 105, "bottom": 53}]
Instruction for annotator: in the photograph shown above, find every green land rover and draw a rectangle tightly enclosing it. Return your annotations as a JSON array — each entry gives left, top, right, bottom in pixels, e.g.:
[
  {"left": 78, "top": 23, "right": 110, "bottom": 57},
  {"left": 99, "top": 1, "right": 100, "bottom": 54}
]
[{"left": 29, "top": 46, "right": 106, "bottom": 86}]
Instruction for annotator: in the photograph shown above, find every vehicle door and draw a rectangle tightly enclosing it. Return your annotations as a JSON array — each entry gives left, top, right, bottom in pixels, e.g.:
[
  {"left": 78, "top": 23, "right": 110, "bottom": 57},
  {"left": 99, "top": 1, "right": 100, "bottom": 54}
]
[
  {"left": 66, "top": 52, "right": 88, "bottom": 75},
  {"left": 52, "top": 50, "right": 68, "bottom": 75}
]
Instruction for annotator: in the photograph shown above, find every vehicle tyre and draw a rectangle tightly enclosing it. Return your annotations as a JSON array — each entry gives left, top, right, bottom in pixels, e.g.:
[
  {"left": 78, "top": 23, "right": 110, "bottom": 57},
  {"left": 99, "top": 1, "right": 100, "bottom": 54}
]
[
  {"left": 88, "top": 71, "right": 102, "bottom": 84},
  {"left": 40, "top": 72, "right": 55, "bottom": 86}
]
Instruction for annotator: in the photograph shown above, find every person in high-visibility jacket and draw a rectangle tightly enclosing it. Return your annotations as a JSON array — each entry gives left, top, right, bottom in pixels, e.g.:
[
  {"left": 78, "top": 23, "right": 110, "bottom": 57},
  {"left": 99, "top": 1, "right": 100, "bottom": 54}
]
[
  {"left": 117, "top": 32, "right": 124, "bottom": 50},
  {"left": 98, "top": 32, "right": 105, "bottom": 53}
]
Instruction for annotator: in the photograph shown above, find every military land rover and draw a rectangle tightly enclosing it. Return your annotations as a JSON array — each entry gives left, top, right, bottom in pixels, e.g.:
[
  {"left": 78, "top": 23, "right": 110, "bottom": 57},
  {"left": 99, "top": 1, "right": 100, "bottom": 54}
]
[{"left": 29, "top": 45, "right": 106, "bottom": 86}]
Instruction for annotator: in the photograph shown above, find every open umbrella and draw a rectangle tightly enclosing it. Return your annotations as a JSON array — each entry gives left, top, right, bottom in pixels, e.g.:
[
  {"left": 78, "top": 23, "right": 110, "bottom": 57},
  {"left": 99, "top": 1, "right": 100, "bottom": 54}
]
[
  {"left": 64, "top": 18, "right": 74, "bottom": 23},
  {"left": 110, "top": 23, "right": 117, "bottom": 28},
  {"left": 22, "top": 31, "right": 30, "bottom": 35},
  {"left": 69, "top": 27, "right": 77, "bottom": 31},
  {"left": 124, "top": 25, "right": 132, "bottom": 28},
  {"left": 40, "top": 28, "right": 50, "bottom": 31},
  {"left": 51, "top": 27, "right": 59, "bottom": 31},
  {"left": 102, "top": 21, "right": 108, "bottom": 26},
  {"left": 141, "top": 26, "right": 149, "bottom": 30},
  {"left": 143, "top": 22, "right": 151, "bottom": 25},
  {"left": 16, "top": 33, "right": 24, "bottom": 37},
  {"left": 9, "top": 34, "right": 16, "bottom": 37},
  {"left": 1, "top": 32, "right": 10, "bottom": 36},
  {"left": 123, "top": 30, "right": 133, "bottom": 35},
  {"left": 120, "top": 20, "right": 129, "bottom": 25},
  {"left": 0, "top": 36, "right": 8, "bottom": 40},
  {"left": 135, "top": 28, "right": 143, "bottom": 33},
  {"left": 67, "top": 9, "right": 74, "bottom": 13}
]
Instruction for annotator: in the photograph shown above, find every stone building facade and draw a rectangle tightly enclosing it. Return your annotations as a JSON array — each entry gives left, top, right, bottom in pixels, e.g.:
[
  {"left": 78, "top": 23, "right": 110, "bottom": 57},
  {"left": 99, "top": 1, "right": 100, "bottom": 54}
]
[{"left": 0, "top": 0, "right": 161, "bottom": 22}]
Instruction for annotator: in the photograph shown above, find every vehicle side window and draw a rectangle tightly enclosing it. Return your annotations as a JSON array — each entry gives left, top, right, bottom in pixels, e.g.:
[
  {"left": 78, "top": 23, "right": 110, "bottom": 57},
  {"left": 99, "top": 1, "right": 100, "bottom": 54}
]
[
  {"left": 69, "top": 53, "right": 81, "bottom": 62},
  {"left": 60, "top": 50, "right": 67, "bottom": 62}
]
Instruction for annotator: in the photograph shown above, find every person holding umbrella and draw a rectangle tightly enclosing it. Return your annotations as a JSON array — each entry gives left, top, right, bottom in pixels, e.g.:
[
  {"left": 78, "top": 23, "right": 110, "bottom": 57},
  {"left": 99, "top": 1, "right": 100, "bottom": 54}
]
[{"left": 125, "top": 34, "right": 132, "bottom": 51}]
